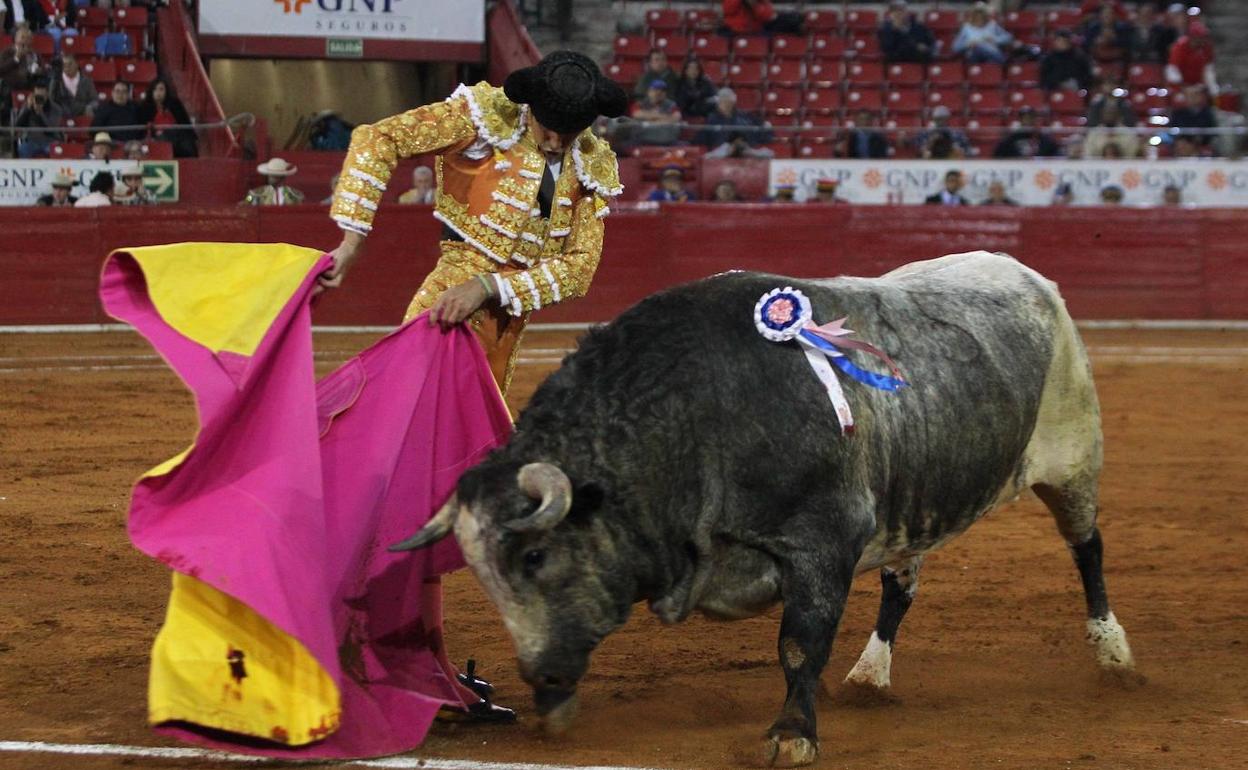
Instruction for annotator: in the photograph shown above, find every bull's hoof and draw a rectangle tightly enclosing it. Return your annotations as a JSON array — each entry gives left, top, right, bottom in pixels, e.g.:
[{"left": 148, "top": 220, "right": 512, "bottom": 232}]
[{"left": 760, "top": 733, "right": 819, "bottom": 768}]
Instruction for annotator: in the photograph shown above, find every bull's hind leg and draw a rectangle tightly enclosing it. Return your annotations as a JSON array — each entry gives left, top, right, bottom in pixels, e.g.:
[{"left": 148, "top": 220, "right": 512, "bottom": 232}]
[
  {"left": 844, "top": 556, "right": 923, "bottom": 691},
  {"left": 1033, "top": 479, "right": 1136, "bottom": 675}
]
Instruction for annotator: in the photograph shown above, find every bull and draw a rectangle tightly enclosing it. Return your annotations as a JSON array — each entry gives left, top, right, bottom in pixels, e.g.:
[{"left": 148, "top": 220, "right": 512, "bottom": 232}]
[{"left": 394, "top": 252, "right": 1136, "bottom": 767}]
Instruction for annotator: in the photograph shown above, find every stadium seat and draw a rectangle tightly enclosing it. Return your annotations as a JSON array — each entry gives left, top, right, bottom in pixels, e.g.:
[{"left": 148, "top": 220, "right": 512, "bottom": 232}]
[
  {"left": 655, "top": 35, "right": 689, "bottom": 59},
  {"left": 1002, "top": 10, "right": 1040, "bottom": 35},
  {"left": 49, "top": 141, "right": 88, "bottom": 159},
  {"left": 767, "top": 60, "right": 805, "bottom": 88},
  {"left": 763, "top": 88, "right": 803, "bottom": 116},
  {"left": 800, "top": 113, "right": 838, "bottom": 129},
  {"left": 766, "top": 140, "right": 795, "bottom": 159},
  {"left": 1048, "top": 89, "right": 1086, "bottom": 115},
  {"left": 924, "top": 10, "right": 960, "bottom": 32},
  {"left": 95, "top": 85, "right": 115, "bottom": 103},
  {"left": 82, "top": 59, "right": 118, "bottom": 84},
  {"left": 1009, "top": 89, "right": 1048, "bottom": 112},
  {"left": 645, "top": 8, "right": 683, "bottom": 35},
  {"left": 701, "top": 59, "right": 729, "bottom": 82},
  {"left": 1045, "top": 9, "right": 1082, "bottom": 31},
  {"left": 927, "top": 86, "right": 965, "bottom": 112},
  {"left": 139, "top": 140, "right": 174, "bottom": 160},
  {"left": 734, "top": 88, "right": 764, "bottom": 112},
  {"left": 966, "top": 63, "right": 1004, "bottom": 87},
  {"left": 732, "top": 36, "right": 770, "bottom": 61},
  {"left": 1049, "top": 113, "right": 1087, "bottom": 129},
  {"left": 11, "top": 90, "right": 31, "bottom": 111},
  {"left": 606, "top": 60, "right": 640, "bottom": 88},
  {"left": 113, "top": 6, "right": 149, "bottom": 27},
  {"left": 1092, "top": 61, "right": 1125, "bottom": 84},
  {"left": 60, "top": 34, "right": 98, "bottom": 58},
  {"left": 685, "top": 8, "right": 719, "bottom": 32},
  {"left": 803, "top": 87, "right": 842, "bottom": 116},
  {"left": 120, "top": 59, "right": 158, "bottom": 85},
  {"left": 771, "top": 35, "right": 809, "bottom": 60},
  {"left": 0, "top": 34, "right": 9, "bottom": 49},
  {"left": 845, "top": 88, "right": 884, "bottom": 112},
  {"left": 796, "top": 139, "right": 836, "bottom": 158},
  {"left": 927, "top": 62, "right": 964, "bottom": 87},
  {"left": 883, "top": 113, "right": 926, "bottom": 130},
  {"left": 845, "top": 61, "right": 885, "bottom": 84},
  {"left": 846, "top": 35, "right": 881, "bottom": 60},
  {"left": 886, "top": 89, "right": 925, "bottom": 114},
  {"left": 805, "top": 60, "right": 839, "bottom": 87},
  {"left": 886, "top": 62, "right": 925, "bottom": 88},
  {"left": 727, "top": 61, "right": 766, "bottom": 88},
  {"left": 803, "top": 10, "right": 840, "bottom": 34},
  {"left": 614, "top": 35, "right": 650, "bottom": 60},
  {"left": 1132, "top": 87, "right": 1171, "bottom": 114},
  {"left": 968, "top": 128, "right": 1000, "bottom": 158},
  {"left": 1127, "top": 62, "right": 1164, "bottom": 88},
  {"left": 844, "top": 9, "right": 879, "bottom": 32},
  {"left": 1006, "top": 61, "right": 1041, "bottom": 87},
  {"left": 31, "top": 34, "right": 55, "bottom": 57},
  {"left": 810, "top": 34, "right": 847, "bottom": 60},
  {"left": 691, "top": 34, "right": 729, "bottom": 59},
  {"left": 967, "top": 89, "right": 1006, "bottom": 114},
  {"left": 76, "top": 6, "right": 109, "bottom": 28}
]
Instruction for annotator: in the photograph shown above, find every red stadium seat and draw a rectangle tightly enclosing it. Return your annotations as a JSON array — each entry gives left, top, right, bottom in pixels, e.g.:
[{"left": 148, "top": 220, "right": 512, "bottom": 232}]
[
  {"left": 886, "top": 62, "right": 925, "bottom": 88},
  {"left": 1048, "top": 89, "right": 1086, "bottom": 115},
  {"left": 800, "top": 113, "right": 838, "bottom": 129},
  {"left": 685, "top": 8, "right": 718, "bottom": 32},
  {"left": 883, "top": 113, "right": 926, "bottom": 130},
  {"left": 927, "top": 86, "right": 965, "bottom": 112},
  {"left": 120, "top": 59, "right": 158, "bottom": 85},
  {"left": 1132, "top": 87, "right": 1171, "bottom": 115},
  {"left": 1049, "top": 113, "right": 1087, "bottom": 129},
  {"left": 810, "top": 34, "right": 847, "bottom": 60},
  {"left": 691, "top": 34, "right": 729, "bottom": 60},
  {"left": 796, "top": 139, "right": 836, "bottom": 158},
  {"left": 805, "top": 60, "right": 839, "bottom": 87},
  {"left": 138, "top": 140, "right": 174, "bottom": 160},
  {"left": 926, "top": 62, "right": 964, "bottom": 87},
  {"left": 765, "top": 139, "right": 795, "bottom": 159},
  {"left": 845, "top": 61, "right": 884, "bottom": 84},
  {"left": 11, "top": 89, "right": 31, "bottom": 111},
  {"left": 763, "top": 88, "right": 803, "bottom": 116},
  {"left": 767, "top": 60, "right": 805, "bottom": 88},
  {"left": 113, "top": 6, "right": 148, "bottom": 27},
  {"left": 1091, "top": 61, "right": 1125, "bottom": 84},
  {"left": 60, "top": 34, "right": 97, "bottom": 58},
  {"left": 645, "top": 8, "right": 683, "bottom": 34},
  {"left": 31, "top": 34, "right": 55, "bottom": 57},
  {"left": 1127, "top": 62, "right": 1164, "bottom": 88},
  {"left": 886, "top": 89, "right": 925, "bottom": 114},
  {"left": 734, "top": 88, "right": 764, "bottom": 112},
  {"left": 1008, "top": 89, "right": 1048, "bottom": 112},
  {"left": 1045, "top": 9, "right": 1082, "bottom": 31},
  {"left": 701, "top": 59, "right": 729, "bottom": 82},
  {"left": 49, "top": 141, "right": 88, "bottom": 159},
  {"left": 732, "top": 36, "right": 770, "bottom": 61},
  {"left": 846, "top": 35, "right": 881, "bottom": 60},
  {"left": 0, "top": 34, "right": 9, "bottom": 50},
  {"left": 844, "top": 88, "right": 884, "bottom": 112},
  {"left": 844, "top": 9, "right": 879, "bottom": 32},
  {"left": 614, "top": 35, "right": 650, "bottom": 59},
  {"left": 727, "top": 61, "right": 766, "bottom": 88},
  {"left": 82, "top": 59, "right": 118, "bottom": 84},
  {"left": 655, "top": 35, "right": 689, "bottom": 59},
  {"left": 76, "top": 6, "right": 109, "bottom": 28},
  {"left": 771, "top": 35, "right": 809, "bottom": 60},
  {"left": 924, "top": 10, "right": 960, "bottom": 32},
  {"left": 966, "top": 63, "right": 1004, "bottom": 87},
  {"left": 967, "top": 89, "right": 1006, "bottom": 114},
  {"left": 606, "top": 59, "right": 640, "bottom": 88},
  {"left": 1006, "top": 61, "right": 1041, "bottom": 87},
  {"left": 1002, "top": 10, "right": 1040, "bottom": 34},
  {"left": 803, "top": 10, "right": 840, "bottom": 34},
  {"left": 803, "top": 87, "right": 842, "bottom": 115}
]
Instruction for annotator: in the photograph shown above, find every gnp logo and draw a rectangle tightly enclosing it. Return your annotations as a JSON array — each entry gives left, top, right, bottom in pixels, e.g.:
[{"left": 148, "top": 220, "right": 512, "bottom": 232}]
[
  {"left": 274, "top": 0, "right": 312, "bottom": 12},
  {"left": 274, "top": 0, "right": 407, "bottom": 18}
]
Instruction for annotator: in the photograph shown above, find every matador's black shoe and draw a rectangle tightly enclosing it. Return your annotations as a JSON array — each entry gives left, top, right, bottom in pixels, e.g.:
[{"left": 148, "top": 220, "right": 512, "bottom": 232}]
[{"left": 436, "top": 660, "right": 516, "bottom": 725}]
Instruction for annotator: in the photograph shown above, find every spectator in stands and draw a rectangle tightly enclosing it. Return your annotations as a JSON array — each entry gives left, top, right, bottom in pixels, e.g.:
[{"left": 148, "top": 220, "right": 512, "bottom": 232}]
[
  {"left": 1099, "top": 184, "right": 1125, "bottom": 205},
  {"left": 309, "top": 109, "right": 355, "bottom": 151},
  {"left": 1162, "top": 184, "right": 1183, "bottom": 206},
  {"left": 87, "top": 130, "right": 113, "bottom": 160},
  {"left": 1153, "top": 3, "right": 1188, "bottom": 62},
  {"left": 698, "top": 87, "right": 774, "bottom": 158},
  {"left": 952, "top": 2, "right": 1015, "bottom": 65},
  {"left": 1, "top": 1, "right": 49, "bottom": 35},
  {"left": 632, "top": 49, "right": 676, "bottom": 102},
  {"left": 1083, "top": 4, "right": 1132, "bottom": 64},
  {"left": 1087, "top": 80, "right": 1138, "bottom": 127},
  {"left": 981, "top": 180, "right": 1019, "bottom": 206},
  {"left": 398, "top": 166, "right": 435, "bottom": 204},
  {"left": 994, "top": 107, "right": 1061, "bottom": 157},
  {"left": 13, "top": 76, "right": 62, "bottom": 157},
  {"left": 712, "top": 179, "right": 742, "bottom": 202},
  {"left": 1079, "top": 0, "right": 1128, "bottom": 23},
  {"left": 0, "top": 24, "right": 45, "bottom": 91},
  {"left": 915, "top": 106, "right": 970, "bottom": 160},
  {"left": 1170, "top": 84, "right": 1217, "bottom": 150},
  {"left": 1127, "top": 3, "right": 1165, "bottom": 63},
  {"left": 840, "top": 110, "right": 889, "bottom": 159},
  {"left": 672, "top": 58, "right": 717, "bottom": 119},
  {"left": 768, "top": 183, "right": 796, "bottom": 203},
  {"left": 879, "top": 1, "right": 935, "bottom": 64},
  {"left": 123, "top": 139, "right": 147, "bottom": 159},
  {"left": 719, "top": 0, "right": 804, "bottom": 37},
  {"left": 115, "top": 164, "right": 154, "bottom": 206},
  {"left": 92, "top": 81, "right": 142, "bottom": 141},
  {"left": 926, "top": 170, "right": 970, "bottom": 206},
  {"left": 808, "top": 178, "right": 847, "bottom": 205},
  {"left": 630, "top": 79, "right": 682, "bottom": 146},
  {"left": 1052, "top": 182, "right": 1075, "bottom": 205},
  {"left": 242, "top": 157, "right": 305, "bottom": 206},
  {"left": 36, "top": 172, "right": 76, "bottom": 206},
  {"left": 647, "top": 166, "right": 695, "bottom": 202},
  {"left": 138, "top": 78, "right": 198, "bottom": 158},
  {"left": 1171, "top": 134, "right": 1201, "bottom": 157},
  {"left": 50, "top": 53, "right": 96, "bottom": 117},
  {"left": 74, "top": 169, "right": 114, "bottom": 207},
  {"left": 94, "top": 17, "right": 132, "bottom": 58},
  {"left": 1166, "top": 21, "right": 1218, "bottom": 95},
  {"left": 1085, "top": 95, "right": 1140, "bottom": 158},
  {"left": 1041, "top": 29, "right": 1094, "bottom": 91}
]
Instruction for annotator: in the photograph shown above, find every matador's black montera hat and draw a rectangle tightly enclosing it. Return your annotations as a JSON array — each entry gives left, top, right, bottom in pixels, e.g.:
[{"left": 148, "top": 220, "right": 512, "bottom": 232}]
[{"left": 504, "top": 51, "right": 629, "bottom": 135}]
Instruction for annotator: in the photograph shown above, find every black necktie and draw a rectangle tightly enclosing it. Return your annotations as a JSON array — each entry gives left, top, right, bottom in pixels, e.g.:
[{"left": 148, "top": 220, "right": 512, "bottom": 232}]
[{"left": 537, "top": 158, "right": 557, "bottom": 219}]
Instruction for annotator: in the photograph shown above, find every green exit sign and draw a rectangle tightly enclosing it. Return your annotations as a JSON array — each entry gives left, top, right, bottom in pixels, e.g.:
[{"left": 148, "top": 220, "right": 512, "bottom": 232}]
[{"left": 327, "top": 38, "right": 364, "bottom": 58}]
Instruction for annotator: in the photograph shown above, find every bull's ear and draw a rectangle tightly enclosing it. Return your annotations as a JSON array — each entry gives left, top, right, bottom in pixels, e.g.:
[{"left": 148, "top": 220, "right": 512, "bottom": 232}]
[{"left": 569, "top": 480, "right": 605, "bottom": 521}]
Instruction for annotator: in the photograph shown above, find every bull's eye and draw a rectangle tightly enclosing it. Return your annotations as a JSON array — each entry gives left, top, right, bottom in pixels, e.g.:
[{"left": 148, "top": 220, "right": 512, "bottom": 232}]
[{"left": 523, "top": 549, "right": 546, "bottom": 576}]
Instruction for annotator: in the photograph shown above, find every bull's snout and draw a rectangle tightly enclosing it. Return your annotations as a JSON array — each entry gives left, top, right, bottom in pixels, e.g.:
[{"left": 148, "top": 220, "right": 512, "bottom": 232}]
[
  {"left": 533, "top": 684, "right": 576, "bottom": 715},
  {"left": 534, "top": 686, "right": 579, "bottom": 736}
]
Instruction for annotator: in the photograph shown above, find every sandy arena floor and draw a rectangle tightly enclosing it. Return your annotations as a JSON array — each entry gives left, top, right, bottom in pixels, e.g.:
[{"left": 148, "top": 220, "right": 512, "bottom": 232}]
[{"left": 0, "top": 328, "right": 1246, "bottom": 770}]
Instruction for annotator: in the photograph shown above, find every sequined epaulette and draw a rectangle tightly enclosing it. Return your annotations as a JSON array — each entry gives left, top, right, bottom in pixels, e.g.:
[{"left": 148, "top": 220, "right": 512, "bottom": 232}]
[
  {"left": 571, "top": 131, "right": 623, "bottom": 198},
  {"left": 451, "top": 82, "right": 527, "bottom": 150}
]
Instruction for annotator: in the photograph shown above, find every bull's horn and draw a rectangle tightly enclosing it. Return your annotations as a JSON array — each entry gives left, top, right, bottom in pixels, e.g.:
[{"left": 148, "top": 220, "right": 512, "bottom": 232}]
[
  {"left": 389, "top": 493, "right": 459, "bottom": 551},
  {"left": 504, "top": 463, "right": 572, "bottom": 533}
]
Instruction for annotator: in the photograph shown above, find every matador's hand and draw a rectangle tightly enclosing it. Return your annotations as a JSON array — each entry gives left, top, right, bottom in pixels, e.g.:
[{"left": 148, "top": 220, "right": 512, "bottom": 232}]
[{"left": 429, "top": 279, "right": 489, "bottom": 328}]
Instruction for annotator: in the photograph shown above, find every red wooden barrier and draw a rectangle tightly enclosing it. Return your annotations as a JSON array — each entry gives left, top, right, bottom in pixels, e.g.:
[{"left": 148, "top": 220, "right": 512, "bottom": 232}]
[{"left": 2, "top": 205, "right": 1245, "bottom": 326}]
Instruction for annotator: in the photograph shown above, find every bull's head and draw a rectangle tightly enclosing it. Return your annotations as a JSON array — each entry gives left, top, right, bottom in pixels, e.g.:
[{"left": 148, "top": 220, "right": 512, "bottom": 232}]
[{"left": 391, "top": 461, "right": 627, "bottom": 734}]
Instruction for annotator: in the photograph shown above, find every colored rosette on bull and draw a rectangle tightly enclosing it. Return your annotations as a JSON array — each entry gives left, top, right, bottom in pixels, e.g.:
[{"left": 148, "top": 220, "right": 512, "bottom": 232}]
[{"left": 754, "top": 287, "right": 908, "bottom": 434}]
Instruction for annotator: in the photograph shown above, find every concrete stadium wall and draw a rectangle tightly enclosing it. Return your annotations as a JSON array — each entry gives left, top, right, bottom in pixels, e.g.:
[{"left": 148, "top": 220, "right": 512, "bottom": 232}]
[{"left": 2, "top": 204, "right": 1245, "bottom": 326}]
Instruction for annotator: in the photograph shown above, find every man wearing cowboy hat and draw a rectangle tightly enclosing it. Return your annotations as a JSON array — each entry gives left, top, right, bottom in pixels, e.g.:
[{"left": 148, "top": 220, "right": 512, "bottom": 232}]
[
  {"left": 808, "top": 178, "right": 847, "bottom": 205},
  {"left": 116, "top": 163, "right": 154, "bottom": 206},
  {"left": 36, "top": 172, "right": 77, "bottom": 206},
  {"left": 242, "top": 157, "right": 305, "bottom": 206},
  {"left": 320, "top": 50, "right": 627, "bottom": 724},
  {"left": 87, "top": 131, "right": 113, "bottom": 160}
]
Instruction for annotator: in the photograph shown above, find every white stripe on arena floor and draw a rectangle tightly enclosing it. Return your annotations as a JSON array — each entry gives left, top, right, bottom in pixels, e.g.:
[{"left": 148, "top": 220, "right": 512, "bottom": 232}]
[{"left": 0, "top": 740, "right": 667, "bottom": 770}]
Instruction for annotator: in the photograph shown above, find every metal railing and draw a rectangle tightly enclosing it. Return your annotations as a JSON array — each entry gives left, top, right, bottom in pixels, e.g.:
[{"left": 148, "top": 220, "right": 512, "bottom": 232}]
[{"left": 0, "top": 113, "right": 256, "bottom": 157}]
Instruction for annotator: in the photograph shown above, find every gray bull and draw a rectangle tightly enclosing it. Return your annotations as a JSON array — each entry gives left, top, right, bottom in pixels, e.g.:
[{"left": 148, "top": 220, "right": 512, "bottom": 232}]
[{"left": 394, "top": 252, "right": 1136, "bottom": 766}]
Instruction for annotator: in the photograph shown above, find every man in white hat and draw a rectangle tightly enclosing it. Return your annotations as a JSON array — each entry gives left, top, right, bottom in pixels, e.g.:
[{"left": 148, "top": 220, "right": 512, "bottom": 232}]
[
  {"left": 88, "top": 131, "right": 113, "bottom": 160},
  {"left": 116, "top": 163, "right": 153, "bottom": 206},
  {"left": 36, "top": 172, "right": 77, "bottom": 206},
  {"left": 242, "top": 157, "right": 305, "bottom": 205}
]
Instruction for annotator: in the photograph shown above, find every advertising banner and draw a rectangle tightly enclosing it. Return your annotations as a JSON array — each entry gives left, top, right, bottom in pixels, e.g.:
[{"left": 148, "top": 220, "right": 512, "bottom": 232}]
[
  {"left": 767, "top": 159, "right": 1248, "bottom": 207},
  {"left": 199, "top": 0, "right": 484, "bottom": 44},
  {"left": 0, "top": 160, "right": 178, "bottom": 206}
]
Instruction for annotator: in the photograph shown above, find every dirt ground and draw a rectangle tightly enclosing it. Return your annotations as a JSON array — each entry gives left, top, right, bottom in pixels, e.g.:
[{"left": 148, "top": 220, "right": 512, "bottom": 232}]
[{"left": 0, "top": 328, "right": 1245, "bottom": 770}]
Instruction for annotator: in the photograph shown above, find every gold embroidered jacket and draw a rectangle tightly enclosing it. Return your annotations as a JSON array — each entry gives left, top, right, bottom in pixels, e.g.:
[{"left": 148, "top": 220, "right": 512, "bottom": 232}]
[{"left": 330, "top": 81, "right": 622, "bottom": 316}]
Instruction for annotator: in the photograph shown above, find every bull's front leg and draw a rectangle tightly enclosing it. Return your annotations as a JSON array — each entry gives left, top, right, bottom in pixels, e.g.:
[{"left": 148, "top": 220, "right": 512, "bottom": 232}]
[{"left": 760, "top": 519, "right": 870, "bottom": 768}]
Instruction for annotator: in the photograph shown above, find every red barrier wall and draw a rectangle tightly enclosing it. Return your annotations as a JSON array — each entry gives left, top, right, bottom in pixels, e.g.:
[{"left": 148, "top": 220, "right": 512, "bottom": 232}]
[{"left": 2, "top": 205, "right": 1245, "bottom": 326}]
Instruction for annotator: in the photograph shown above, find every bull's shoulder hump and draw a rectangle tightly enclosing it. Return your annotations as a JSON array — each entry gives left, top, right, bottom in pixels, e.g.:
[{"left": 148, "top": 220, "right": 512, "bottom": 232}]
[{"left": 878, "top": 251, "right": 1055, "bottom": 294}]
